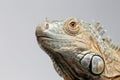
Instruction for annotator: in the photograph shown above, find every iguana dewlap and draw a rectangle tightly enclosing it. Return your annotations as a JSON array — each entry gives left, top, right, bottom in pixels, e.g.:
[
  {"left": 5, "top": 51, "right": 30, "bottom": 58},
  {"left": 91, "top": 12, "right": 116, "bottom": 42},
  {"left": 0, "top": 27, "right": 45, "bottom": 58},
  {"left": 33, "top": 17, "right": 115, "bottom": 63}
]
[{"left": 36, "top": 18, "right": 120, "bottom": 80}]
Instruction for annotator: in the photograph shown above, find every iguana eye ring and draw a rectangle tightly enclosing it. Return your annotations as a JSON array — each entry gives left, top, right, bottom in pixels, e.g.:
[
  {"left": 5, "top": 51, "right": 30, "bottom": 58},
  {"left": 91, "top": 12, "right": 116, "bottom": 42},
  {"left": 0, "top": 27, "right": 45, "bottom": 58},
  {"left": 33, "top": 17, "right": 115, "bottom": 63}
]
[
  {"left": 79, "top": 53, "right": 105, "bottom": 75},
  {"left": 64, "top": 18, "right": 80, "bottom": 35}
]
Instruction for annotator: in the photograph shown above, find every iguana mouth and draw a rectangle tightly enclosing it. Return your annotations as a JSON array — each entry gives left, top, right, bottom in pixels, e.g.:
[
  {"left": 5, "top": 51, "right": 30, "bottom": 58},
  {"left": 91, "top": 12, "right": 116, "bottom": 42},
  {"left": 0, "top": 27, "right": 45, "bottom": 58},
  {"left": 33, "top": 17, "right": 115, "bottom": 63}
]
[
  {"left": 37, "top": 35, "right": 51, "bottom": 39},
  {"left": 36, "top": 33, "right": 54, "bottom": 42}
]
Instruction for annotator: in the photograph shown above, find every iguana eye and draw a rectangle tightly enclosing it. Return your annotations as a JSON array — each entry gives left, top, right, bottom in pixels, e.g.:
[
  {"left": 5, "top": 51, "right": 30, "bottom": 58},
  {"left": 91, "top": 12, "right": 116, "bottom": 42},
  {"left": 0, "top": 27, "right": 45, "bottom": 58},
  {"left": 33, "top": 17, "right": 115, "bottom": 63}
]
[
  {"left": 69, "top": 21, "right": 76, "bottom": 28},
  {"left": 64, "top": 18, "right": 80, "bottom": 35},
  {"left": 79, "top": 54, "right": 105, "bottom": 75}
]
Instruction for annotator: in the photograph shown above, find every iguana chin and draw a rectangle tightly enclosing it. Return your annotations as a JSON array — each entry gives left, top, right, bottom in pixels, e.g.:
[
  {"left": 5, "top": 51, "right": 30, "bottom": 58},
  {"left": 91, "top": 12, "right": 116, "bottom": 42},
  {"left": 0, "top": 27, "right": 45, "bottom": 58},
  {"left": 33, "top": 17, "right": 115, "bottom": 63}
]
[{"left": 36, "top": 18, "right": 120, "bottom": 80}]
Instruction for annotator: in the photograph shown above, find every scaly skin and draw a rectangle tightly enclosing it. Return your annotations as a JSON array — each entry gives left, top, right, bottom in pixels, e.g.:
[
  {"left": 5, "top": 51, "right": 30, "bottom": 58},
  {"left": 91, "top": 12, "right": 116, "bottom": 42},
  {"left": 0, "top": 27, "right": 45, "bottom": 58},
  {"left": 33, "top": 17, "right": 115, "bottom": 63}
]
[{"left": 36, "top": 18, "right": 120, "bottom": 80}]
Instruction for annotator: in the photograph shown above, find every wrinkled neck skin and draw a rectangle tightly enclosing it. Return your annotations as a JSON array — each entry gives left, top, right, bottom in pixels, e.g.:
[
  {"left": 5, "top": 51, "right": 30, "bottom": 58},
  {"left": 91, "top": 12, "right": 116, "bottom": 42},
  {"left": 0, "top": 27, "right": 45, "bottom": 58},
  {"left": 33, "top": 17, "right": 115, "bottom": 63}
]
[
  {"left": 101, "top": 47, "right": 120, "bottom": 80},
  {"left": 84, "top": 35, "right": 120, "bottom": 80}
]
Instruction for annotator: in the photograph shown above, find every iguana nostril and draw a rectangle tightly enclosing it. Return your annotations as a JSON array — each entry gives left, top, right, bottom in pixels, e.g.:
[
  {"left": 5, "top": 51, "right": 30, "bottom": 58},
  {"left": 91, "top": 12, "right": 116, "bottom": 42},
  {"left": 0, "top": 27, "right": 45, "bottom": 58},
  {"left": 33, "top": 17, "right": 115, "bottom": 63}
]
[{"left": 45, "top": 23, "right": 49, "bottom": 29}]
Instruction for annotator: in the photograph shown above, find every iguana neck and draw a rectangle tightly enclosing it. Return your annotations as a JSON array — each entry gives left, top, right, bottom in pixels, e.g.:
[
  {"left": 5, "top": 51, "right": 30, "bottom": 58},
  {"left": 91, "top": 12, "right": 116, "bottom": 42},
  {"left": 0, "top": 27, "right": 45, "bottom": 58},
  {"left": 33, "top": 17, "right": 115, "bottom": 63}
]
[{"left": 102, "top": 47, "right": 120, "bottom": 79}]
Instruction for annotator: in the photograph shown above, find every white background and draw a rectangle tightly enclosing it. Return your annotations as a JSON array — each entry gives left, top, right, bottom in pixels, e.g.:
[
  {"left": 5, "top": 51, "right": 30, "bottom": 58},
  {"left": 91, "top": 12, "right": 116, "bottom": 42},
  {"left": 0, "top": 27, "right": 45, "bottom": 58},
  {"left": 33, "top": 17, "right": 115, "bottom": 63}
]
[{"left": 0, "top": 0, "right": 120, "bottom": 80}]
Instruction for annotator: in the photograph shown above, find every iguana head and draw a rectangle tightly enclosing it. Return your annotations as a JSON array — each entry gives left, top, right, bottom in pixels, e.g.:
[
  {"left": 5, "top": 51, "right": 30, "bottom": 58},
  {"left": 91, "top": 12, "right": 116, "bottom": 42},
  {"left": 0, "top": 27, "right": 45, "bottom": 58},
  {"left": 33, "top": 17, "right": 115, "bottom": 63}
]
[{"left": 36, "top": 18, "right": 119, "bottom": 80}]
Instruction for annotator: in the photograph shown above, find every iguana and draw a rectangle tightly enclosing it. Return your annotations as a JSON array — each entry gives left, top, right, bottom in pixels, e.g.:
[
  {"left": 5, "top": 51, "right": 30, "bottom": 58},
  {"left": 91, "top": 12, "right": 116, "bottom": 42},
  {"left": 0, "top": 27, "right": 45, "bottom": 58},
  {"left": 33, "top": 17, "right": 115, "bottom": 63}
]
[{"left": 36, "top": 18, "right": 120, "bottom": 80}]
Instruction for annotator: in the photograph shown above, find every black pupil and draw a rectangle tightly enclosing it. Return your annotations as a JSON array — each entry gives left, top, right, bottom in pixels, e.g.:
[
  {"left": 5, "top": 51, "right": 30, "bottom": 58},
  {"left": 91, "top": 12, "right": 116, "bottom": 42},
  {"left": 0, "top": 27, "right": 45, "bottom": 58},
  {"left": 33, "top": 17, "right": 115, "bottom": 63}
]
[{"left": 70, "top": 22, "right": 76, "bottom": 27}]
